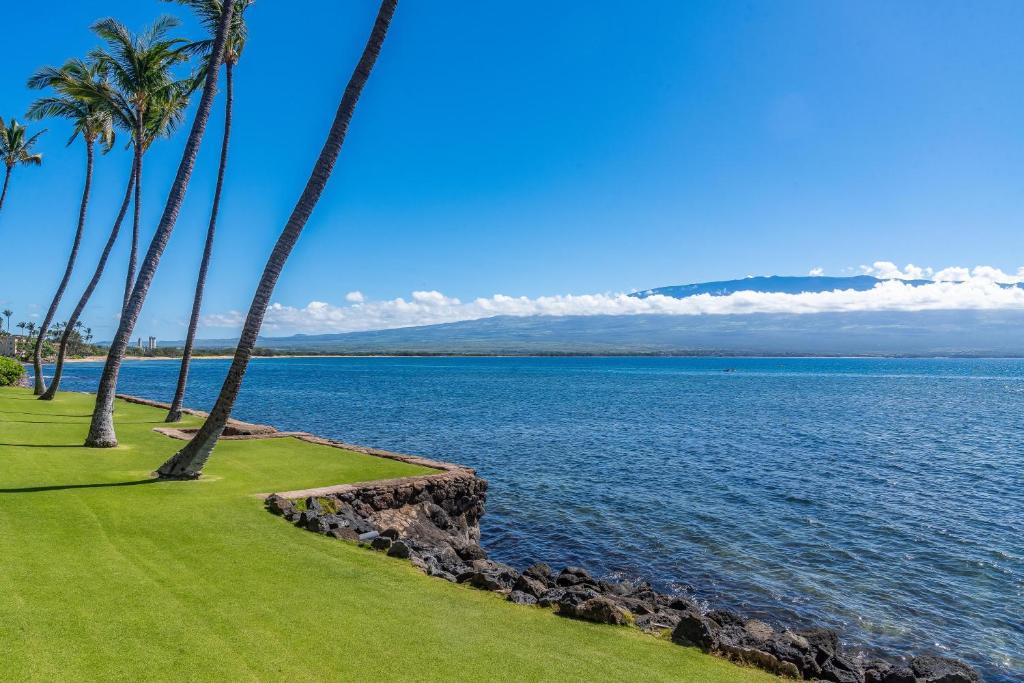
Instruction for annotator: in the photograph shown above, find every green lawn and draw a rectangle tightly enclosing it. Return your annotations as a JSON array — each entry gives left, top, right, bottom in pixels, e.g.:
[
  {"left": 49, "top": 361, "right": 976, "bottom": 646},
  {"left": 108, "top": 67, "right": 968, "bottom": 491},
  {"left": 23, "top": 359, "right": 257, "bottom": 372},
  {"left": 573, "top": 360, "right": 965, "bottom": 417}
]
[{"left": 0, "top": 387, "right": 777, "bottom": 682}]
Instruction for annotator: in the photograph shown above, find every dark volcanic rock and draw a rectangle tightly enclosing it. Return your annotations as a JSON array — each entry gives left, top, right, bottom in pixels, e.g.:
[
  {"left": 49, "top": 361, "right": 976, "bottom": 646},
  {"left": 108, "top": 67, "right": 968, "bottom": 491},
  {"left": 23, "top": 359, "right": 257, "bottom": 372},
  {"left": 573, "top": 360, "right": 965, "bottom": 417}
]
[
  {"left": 508, "top": 590, "right": 538, "bottom": 605},
  {"left": 911, "top": 656, "right": 981, "bottom": 683},
  {"left": 523, "top": 562, "right": 554, "bottom": 586},
  {"left": 387, "top": 540, "right": 411, "bottom": 559},
  {"left": 556, "top": 566, "right": 595, "bottom": 587},
  {"left": 537, "top": 588, "right": 566, "bottom": 608},
  {"left": 265, "top": 495, "right": 294, "bottom": 516},
  {"left": 878, "top": 666, "right": 917, "bottom": 683},
  {"left": 370, "top": 536, "right": 392, "bottom": 552},
  {"left": 512, "top": 574, "right": 548, "bottom": 598},
  {"left": 671, "top": 605, "right": 717, "bottom": 650},
  {"left": 328, "top": 527, "right": 360, "bottom": 541},
  {"left": 634, "top": 611, "right": 681, "bottom": 632},
  {"left": 559, "top": 596, "right": 631, "bottom": 625}
]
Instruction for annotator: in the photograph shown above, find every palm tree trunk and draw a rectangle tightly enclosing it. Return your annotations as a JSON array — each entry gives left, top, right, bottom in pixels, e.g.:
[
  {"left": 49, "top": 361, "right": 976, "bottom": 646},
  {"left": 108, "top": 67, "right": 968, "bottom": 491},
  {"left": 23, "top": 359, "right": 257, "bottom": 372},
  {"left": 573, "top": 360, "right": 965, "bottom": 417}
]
[
  {"left": 158, "top": 0, "right": 398, "bottom": 478},
  {"left": 167, "top": 61, "right": 235, "bottom": 423},
  {"left": 85, "top": 1, "right": 236, "bottom": 448},
  {"left": 32, "top": 139, "right": 95, "bottom": 395},
  {"left": 0, "top": 166, "right": 11, "bottom": 214},
  {"left": 41, "top": 164, "right": 136, "bottom": 401},
  {"left": 123, "top": 123, "right": 144, "bottom": 314}
]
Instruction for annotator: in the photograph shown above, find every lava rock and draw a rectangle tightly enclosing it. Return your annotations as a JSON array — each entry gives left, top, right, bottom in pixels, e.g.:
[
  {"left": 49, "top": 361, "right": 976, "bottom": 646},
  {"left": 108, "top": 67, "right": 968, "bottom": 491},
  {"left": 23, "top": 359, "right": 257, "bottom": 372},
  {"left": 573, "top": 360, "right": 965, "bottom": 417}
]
[
  {"left": 556, "top": 585, "right": 601, "bottom": 609},
  {"left": 370, "top": 536, "right": 392, "bottom": 552},
  {"left": 265, "top": 495, "right": 294, "bottom": 516},
  {"left": 911, "top": 656, "right": 981, "bottom": 683},
  {"left": 328, "top": 527, "right": 360, "bottom": 542},
  {"left": 761, "top": 630, "right": 821, "bottom": 679},
  {"left": 537, "top": 588, "right": 566, "bottom": 608},
  {"left": 879, "top": 666, "right": 917, "bottom": 683},
  {"left": 559, "top": 596, "right": 631, "bottom": 626},
  {"left": 556, "top": 566, "right": 594, "bottom": 587},
  {"left": 512, "top": 574, "right": 548, "bottom": 598},
  {"left": 380, "top": 528, "right": 400, "bottom": 540},
  {"left": 819, "top": 656, "right": 863, "bottom": 683},
  {"left": 799, "top": 627, "right": 840, "bottom": 661},
  {"left": 671, "top": 606, "right": 718, "bottom": 651},
  {"left": 634, "top": 611, "right": 681, "bottom": 632},
  {"left": 387, "top": 540, "right": 411, "bottom": 559},
  {"left": 507, "top": 590, "right": 538, "bottom": 605},
  {"left": 424, "top": 557, "right": 458, "bottom": 582},
  {"left": 523, "top": 562, "right": 554, "bottom": 585}
]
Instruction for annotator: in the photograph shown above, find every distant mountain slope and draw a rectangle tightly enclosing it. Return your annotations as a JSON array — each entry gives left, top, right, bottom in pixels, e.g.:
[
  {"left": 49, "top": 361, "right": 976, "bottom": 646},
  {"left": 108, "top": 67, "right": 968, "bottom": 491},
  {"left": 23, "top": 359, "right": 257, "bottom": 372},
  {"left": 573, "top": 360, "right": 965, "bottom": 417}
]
[
  {"left": 632, "top": 274, "right": 932, "bottom": 298},
  {"left": 171, "top": 275, "right": 1024, "bottom": 356},
  {"left": 183, "top": 310, "right": 1024, "bottom": 357}
]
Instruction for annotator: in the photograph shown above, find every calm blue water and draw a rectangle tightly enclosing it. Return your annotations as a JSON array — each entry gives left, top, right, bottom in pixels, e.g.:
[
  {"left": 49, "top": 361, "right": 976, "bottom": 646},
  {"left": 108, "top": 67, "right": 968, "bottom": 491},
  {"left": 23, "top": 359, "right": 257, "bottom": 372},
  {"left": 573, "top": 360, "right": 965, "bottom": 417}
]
[{"left": 52, "top": 357, "right": 1022, "bottom": 680}]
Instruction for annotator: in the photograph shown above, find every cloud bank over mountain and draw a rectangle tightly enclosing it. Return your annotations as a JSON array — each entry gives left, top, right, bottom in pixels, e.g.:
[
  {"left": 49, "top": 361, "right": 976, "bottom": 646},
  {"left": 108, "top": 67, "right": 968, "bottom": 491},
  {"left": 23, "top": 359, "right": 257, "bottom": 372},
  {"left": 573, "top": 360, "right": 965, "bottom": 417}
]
[{"left": 202, "top": 264, "right": 1024, "bottom": 335}]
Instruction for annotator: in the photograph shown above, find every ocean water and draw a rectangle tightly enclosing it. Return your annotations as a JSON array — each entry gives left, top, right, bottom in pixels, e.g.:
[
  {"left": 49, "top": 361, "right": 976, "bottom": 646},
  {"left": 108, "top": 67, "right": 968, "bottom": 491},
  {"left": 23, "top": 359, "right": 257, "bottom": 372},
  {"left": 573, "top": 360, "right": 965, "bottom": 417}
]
[{"left": 52, "top": 357, "right": 1022, "bottom": 680}]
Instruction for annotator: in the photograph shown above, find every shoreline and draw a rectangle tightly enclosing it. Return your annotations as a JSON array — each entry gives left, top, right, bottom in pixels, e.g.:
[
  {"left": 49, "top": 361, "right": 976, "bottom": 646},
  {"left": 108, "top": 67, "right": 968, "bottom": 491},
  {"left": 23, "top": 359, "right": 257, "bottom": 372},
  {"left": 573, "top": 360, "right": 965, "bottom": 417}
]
[{"left": 117, "top": 391, "right": 982, "bottom": 683}]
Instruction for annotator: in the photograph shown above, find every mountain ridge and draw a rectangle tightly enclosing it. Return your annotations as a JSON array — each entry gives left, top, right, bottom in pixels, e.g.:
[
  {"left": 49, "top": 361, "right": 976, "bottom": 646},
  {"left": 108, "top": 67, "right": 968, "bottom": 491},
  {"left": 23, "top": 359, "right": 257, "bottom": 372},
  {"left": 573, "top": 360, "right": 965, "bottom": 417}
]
[{"left": 145, "top": 275, "right": 1024, "bottom": 356}]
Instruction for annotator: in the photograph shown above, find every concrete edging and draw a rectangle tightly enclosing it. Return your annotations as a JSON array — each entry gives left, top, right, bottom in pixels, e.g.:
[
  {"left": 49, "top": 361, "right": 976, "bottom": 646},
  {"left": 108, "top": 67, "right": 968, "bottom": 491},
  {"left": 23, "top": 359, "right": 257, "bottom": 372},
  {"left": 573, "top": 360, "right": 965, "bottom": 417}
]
[{"left": 117, "top": 393, "right": 475, "bottom": 499}]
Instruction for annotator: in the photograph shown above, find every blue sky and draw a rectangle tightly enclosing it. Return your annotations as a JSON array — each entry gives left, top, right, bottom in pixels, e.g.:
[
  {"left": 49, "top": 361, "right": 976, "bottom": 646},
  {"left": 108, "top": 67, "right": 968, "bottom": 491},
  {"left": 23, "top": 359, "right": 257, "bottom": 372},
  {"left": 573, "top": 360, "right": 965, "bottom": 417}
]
[{"left": 2, "top": 1, "right": 1023, "bottom": 339}]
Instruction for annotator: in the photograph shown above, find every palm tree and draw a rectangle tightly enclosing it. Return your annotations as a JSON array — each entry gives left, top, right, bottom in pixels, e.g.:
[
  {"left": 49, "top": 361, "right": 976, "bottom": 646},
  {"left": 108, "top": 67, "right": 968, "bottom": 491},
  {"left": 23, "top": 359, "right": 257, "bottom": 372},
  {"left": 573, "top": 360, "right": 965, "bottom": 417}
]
[
  {"left": 85, "top": 1, "right": 236, "bottom": 447},
  {"left": 26, "top": 59, "right": 115, "bottom": 395},
  {"left": 158, "top": 0, "right": 399, "bottom": 478},
  {"left": 0, "top": 118, "right": 45, "bottom": 215},
  {"left": 1, "top": 310, "right": 11, "bottom": 334},
  {"left": 163, "top": 0, "right": 253, "bottom": 423},
  {"left": 41, "top": 78, "right": 194, "bottom": 401},
  {"left": 88, "top": 16, "right": 192, "bottom": 312}
]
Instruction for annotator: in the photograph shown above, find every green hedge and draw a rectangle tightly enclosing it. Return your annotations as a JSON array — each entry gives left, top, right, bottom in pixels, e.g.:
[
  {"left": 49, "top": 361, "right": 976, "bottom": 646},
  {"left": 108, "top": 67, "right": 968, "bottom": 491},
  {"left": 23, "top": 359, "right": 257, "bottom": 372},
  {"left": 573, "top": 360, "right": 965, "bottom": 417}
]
[{"left": 0, "top": 357, "right": 25, "bottom": 386}]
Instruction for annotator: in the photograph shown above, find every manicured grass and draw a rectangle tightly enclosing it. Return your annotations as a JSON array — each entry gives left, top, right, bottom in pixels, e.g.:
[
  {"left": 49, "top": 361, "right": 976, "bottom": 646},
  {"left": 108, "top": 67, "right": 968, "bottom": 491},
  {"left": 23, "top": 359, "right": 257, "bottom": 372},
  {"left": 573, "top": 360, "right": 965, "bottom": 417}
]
[{"left": 0, "top": 387, "right": 777, "bottom": 681}]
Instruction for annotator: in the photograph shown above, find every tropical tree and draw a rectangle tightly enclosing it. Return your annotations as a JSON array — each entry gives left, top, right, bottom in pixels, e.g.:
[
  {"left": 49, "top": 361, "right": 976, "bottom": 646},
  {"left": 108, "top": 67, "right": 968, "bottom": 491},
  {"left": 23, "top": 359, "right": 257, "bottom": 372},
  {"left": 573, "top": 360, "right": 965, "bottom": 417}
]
[
  {"left": 158, "top": 0, "right": 399, "bottom": 478},
  {"left": 88, "top": 16, "right": 193, "bottom": 312},
  {"left": 26, "top": 59, "right": 115, "bottom": 395},
  {"left": 1, "top": 309, "right": 11, "bottom": 334},
  {"left": 163, "top": 0, "right": 254, "bottom": 423},
  {"left": 0, "top": 118, "right": 45, "bottom": 215},
  {"left": 85, "top": 1, "right": 236, "bottom": 447},
  {"left": 42, "top": 79, "right": 194, "bottom": 401}
]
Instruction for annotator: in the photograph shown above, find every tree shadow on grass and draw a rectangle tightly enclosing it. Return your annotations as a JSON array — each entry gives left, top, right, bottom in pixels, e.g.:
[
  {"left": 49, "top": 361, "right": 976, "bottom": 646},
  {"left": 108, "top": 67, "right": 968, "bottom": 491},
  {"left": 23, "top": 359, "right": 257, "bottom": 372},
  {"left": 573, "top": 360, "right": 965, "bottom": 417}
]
[
  {"left": 0, "top": 411, "right": 91, "bottom": 418},
  {"left": 0, "top": 479, "right": 157, "bottom": 493},
  {"left": 0, "top": 443, "right": 84, "bottom": 448},
  {"left": 0, "top": 419, "right": 89, "bottom": 424}
]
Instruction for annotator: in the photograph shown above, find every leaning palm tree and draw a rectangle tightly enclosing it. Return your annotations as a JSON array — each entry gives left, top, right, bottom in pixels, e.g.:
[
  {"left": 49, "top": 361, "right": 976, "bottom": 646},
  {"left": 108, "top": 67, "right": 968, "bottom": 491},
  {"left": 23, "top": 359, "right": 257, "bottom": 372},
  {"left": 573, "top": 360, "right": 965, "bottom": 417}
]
[
  {"left": 158, "top": 0, "right": 398, "bottom": 478},
  {"left": 41, "top": 85, "right": 193, "bottom": 401},
  {"left": 26, "top": 59, "right": 115, "bottom": 395},
  {"left": 163, "top": 0, "right": 254, "bottom": 423},
  {"left": 88, "top": 16, "right": 192, "bottom": 312},
  {"left": 85, "top": 1, "right": 236, "bottom": 447},
  {"left": 0, "top": 118, "right": 45, "bottom": 215}
]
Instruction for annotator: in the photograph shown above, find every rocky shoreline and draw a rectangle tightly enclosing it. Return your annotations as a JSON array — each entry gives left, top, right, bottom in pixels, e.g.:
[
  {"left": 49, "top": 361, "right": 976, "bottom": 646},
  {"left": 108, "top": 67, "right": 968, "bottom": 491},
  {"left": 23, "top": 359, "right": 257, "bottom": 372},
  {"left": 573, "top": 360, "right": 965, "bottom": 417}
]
[{"left": 265, "top": 473, "right": 980, "bottom": 683}]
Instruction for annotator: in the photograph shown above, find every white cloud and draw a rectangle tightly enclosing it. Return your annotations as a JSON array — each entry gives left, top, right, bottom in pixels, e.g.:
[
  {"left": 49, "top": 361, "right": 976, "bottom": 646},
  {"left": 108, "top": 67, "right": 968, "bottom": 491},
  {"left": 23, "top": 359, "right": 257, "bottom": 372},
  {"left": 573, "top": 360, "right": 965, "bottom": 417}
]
[
  {"left": 808, "top": 267, "right": 824, "bottom": 276},
  {"left": 203, "top": 266, "right": 1024, "bottom": 335},
  {"left": 345, "top": 291, "right": 365, "bottom": 303},
  {"left": 859, "top": 261, "right": 934, "bottom": 280}
]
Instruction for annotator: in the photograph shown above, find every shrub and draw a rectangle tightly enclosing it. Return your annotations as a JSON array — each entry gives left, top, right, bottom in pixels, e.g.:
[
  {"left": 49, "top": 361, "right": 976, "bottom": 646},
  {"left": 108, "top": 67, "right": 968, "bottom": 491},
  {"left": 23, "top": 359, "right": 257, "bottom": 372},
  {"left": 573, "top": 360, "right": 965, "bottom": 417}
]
[{"left": 0, "top": 357, "right": 25, "bottom": 386}]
